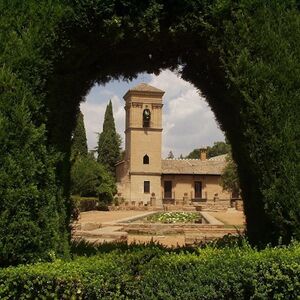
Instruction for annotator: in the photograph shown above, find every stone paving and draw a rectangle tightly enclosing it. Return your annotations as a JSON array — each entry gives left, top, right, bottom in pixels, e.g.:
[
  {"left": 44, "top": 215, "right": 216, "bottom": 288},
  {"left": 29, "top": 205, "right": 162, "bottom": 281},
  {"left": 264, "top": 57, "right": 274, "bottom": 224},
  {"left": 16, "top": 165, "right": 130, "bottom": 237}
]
[{"left": 209, "top": 209, "right": 245, "bottom": 226}]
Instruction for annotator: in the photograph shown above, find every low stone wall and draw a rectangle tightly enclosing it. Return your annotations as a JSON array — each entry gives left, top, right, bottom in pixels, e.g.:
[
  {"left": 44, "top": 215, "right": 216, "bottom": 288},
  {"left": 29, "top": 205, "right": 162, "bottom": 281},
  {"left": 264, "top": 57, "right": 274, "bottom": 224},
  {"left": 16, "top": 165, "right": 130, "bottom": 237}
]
[
  {"left": 110, "top": 198, "right": 231, "bottom": 212},
  {"left": 193, "top": 199, "right": 231, "bottom": 211},
  {"left": 109, "top": 205, "right": 162, "bottom": 211},
  {"left": 162, "top": 205, "right": 196, "bottom": 212},
  {"left": 121, "top": 223, "right": 226, "bottom": 235}
]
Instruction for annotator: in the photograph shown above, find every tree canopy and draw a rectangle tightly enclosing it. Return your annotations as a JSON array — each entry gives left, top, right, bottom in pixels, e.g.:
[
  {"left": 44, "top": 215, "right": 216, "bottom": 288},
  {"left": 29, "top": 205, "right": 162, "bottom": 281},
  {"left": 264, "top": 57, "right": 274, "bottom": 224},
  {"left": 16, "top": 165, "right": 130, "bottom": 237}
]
[
  {"left": 207, "top": 142, "right": 231, "bottom": 159},
  {"left": 186, "top": 141, "right": 230, "bottom": 159}
]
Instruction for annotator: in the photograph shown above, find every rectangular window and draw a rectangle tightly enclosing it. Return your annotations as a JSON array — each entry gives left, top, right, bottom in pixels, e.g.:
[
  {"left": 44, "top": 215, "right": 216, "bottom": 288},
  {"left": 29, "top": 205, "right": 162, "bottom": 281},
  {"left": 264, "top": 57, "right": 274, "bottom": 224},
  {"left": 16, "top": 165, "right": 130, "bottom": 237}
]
[
  {"left": 164, "top": 181, "right": 172, "bottom": 199},
  {"left": 194, "top": 181, "right": 202, "bottom": 199},
  {"left": 144, "top": 181, "right": 150, "bottom": 193}
]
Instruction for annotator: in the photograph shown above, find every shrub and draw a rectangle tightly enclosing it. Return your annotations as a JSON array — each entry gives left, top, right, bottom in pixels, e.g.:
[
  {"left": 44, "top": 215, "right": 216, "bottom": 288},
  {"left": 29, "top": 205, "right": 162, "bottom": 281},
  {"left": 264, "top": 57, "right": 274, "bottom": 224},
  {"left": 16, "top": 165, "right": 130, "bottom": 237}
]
[
  {"left": 72, "top": 196, "right": 98, "bottom": 212},
  {"left": 70, "top": 156, "right": 116, "bottom": 203},
  {"left": 0, "top": 242, "right": 299, "bottom": 299},
  {"left": 139, "top": 243, "right": 300, "bottom": 299},
  {"left": 71, "top": 196, "right": 110, "bottom": 214}
]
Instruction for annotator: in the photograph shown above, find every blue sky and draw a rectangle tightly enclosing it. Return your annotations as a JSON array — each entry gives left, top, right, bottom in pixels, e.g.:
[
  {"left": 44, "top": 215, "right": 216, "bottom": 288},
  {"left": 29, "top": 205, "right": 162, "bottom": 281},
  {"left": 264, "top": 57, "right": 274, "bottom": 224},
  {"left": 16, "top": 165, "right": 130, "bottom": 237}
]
[{"left": 81, "top": 70, "right": 225, "bottom": 158}]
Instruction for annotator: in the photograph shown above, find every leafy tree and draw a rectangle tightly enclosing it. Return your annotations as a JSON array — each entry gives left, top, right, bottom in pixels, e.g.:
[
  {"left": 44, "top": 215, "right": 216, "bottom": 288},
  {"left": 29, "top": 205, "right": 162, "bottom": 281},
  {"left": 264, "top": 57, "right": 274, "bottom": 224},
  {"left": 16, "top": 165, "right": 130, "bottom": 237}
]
[
  {"left": 221, "top": 154, "right": 240, "bottom": 198},
  {"left": 71, "top": 156, "right": 116, "bottom": 204},
  {"left": 71, "top": 111, "right": 88, "bottom": 160},
  {"left": 207, "top": 141, "right": 230, "bottom": 158},
  {"left": 186, "top": 141, "right": 230, "bottom": 159},
  {"left": 97, "top": 100, "right": 121, "bottom": 174},
  {"left": 185, "top": 149, "right": 200, "bottom": 159},
  {"left": 167, "top": 151, "right": 174, "bottom": 159}
]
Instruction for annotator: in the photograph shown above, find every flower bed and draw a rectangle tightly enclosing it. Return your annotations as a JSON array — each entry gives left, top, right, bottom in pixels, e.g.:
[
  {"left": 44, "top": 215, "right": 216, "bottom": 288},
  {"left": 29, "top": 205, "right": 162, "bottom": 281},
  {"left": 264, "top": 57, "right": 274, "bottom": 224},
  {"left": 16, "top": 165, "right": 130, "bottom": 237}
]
[{"left": 146, "top": 212, "right": 202, "bottom": 223}]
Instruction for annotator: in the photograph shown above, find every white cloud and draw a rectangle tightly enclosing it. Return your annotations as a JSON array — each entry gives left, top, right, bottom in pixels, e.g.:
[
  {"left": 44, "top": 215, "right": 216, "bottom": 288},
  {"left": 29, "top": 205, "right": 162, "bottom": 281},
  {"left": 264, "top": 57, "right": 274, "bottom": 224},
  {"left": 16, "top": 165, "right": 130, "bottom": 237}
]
[
  {"left": 81, "top": 70, "right": 224, "bottom": 156},
  {"left": 80, "top": 93, "right": 125, "bottom": 151},
  {"left": 148, "top": 70, "right": 224, "bottom": 157}
]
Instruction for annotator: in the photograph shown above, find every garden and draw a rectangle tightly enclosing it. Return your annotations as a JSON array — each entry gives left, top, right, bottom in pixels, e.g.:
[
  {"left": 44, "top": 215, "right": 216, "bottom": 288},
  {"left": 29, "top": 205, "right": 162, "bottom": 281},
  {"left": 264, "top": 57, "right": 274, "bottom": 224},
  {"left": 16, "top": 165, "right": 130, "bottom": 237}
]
[
  {"left": 0, "top": 0, "right": 299, "bottom": 298},
  {"left": 146, "top": 212, "right": 202, "bottom": 224}
]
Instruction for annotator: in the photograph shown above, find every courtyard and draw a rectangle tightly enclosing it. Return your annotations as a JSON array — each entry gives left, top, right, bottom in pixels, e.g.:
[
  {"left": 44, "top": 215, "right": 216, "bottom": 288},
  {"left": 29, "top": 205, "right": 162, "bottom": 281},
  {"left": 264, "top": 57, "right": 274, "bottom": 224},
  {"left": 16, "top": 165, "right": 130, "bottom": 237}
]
[{"left": 74, "top": 209, "right": 245, "bottom": 247}]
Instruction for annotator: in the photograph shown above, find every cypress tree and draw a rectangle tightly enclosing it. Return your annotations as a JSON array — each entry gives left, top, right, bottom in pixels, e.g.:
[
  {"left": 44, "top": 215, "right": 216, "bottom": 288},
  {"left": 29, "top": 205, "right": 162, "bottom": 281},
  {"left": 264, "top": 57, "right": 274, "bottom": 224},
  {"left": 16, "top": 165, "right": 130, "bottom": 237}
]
[
  {"left": 97, "top": 100, "right": 121, "bottom": 174},
  {"left": 167, "top": 151, "right": 174, "bottom": 159},
  {"left": 71, "top": 111, "right": 88, "bottom": 160}
]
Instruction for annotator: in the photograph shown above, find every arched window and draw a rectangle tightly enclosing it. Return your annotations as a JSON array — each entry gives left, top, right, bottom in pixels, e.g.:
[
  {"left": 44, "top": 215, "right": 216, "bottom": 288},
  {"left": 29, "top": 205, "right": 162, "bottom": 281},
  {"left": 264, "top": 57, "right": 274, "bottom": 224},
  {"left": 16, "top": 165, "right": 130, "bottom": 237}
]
[
  {"left": 143, "top": 108, "right": 151, "bottom": 128},
  {"left": 143, "top": 154, "right": 149, "bottom": 164}
]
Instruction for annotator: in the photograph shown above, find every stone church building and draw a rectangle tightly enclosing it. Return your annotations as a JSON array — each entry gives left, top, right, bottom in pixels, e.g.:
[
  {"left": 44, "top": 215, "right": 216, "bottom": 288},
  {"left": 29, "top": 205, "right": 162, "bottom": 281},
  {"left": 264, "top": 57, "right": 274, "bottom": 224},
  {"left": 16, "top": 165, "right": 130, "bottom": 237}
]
[{"left": 116, "top": 83, "right": 231, "bottom": 207}]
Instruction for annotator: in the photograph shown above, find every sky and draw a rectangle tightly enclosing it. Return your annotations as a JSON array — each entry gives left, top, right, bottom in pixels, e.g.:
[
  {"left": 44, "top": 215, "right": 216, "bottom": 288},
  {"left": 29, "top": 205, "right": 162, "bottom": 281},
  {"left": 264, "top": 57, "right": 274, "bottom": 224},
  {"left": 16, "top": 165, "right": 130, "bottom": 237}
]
[{"left": 80, "top": 69, "right": 225, "bottom": 158}]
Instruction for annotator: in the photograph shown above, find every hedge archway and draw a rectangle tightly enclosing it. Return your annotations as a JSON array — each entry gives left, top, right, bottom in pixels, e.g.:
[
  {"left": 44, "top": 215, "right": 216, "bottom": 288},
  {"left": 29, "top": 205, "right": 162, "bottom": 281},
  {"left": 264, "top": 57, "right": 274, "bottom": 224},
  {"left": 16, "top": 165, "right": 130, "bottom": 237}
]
[{"left": 1, "top": 0, "right": 299, "bottom": 265}]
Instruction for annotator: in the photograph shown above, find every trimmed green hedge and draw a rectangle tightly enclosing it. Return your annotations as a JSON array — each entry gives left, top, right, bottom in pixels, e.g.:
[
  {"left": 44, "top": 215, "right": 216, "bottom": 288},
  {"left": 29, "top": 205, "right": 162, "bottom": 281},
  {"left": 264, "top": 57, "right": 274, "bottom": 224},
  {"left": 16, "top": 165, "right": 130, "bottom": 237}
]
[
  {"left": 1, "top": 0, "right": 300, "bottom": 264},
  {"left": 0, "top": 243, "right": 299, "bottom": 299}
]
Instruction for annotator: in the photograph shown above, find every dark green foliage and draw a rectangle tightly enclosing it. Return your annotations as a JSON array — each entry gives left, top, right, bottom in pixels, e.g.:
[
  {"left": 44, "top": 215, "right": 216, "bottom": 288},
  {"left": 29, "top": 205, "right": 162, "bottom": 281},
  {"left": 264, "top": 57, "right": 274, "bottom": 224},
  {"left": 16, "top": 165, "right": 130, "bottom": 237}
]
[
  {"left": 0, "top": 68, "right": 69, "bottom": 266},
  {"left": 221, "top": 153, "right": 240, "bottom": 197},
  {"left": 71, "top": 196, "right": 98, "bottom": 212},
  {"left": 0, "top": 0, "right": 299, "bottom": 266},
  {"left": 207, "top": 141, "right": 231, "bottom": 159},
  {"left": 72, "top": 195, "right": 110, "bottom": 213},
  {"left": 186, "top": 149, "right": 201, "bottom": 159},
  {"left": 71, "top": 111, "right": 88, "bottom": 160},
  {"left": 186, "top": 141, "right": 230, "bottom": 159},
  {"left": 97, "top": 100, "right": 121, "bottom": 174},
  {"left": 201, "top": 1, "right": 300, "bottom": 245},
  {"left": 71, "top": 156, "right": 116, "bottom": 203},
  {"left": 0, "top": 0, "right": 71, "bottom": 265},
  {"left": 0, "top": 242, "right": 299, "bottom": 299},
  {"left": 139, "top": 244, "right": 300, "bottom": 299}
]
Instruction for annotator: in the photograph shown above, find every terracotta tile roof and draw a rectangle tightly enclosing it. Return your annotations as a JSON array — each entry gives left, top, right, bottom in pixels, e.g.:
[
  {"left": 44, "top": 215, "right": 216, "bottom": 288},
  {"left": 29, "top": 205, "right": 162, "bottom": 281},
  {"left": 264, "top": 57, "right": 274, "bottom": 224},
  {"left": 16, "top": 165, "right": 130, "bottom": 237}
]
[
  {"left": 129, "top": 83, "right": 164, "bottom": 93},
  {"left": 162, "top": 155, "right": 227, "bottom": 175}
]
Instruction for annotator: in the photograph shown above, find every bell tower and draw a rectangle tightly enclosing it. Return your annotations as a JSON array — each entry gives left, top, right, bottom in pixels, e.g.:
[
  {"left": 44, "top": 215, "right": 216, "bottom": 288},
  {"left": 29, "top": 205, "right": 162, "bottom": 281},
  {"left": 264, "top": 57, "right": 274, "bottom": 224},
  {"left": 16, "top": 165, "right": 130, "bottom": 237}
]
[{"left": 123, "top": 83, "right": 164, "bottom": 203}]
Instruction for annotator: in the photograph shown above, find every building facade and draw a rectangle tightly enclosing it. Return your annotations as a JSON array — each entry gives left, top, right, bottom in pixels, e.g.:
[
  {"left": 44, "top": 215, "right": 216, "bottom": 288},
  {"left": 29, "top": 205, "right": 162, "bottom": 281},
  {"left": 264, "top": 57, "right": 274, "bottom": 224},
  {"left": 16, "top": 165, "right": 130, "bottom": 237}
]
[{"left": 116, "top": 83, "right": 231, "bottom": 207}]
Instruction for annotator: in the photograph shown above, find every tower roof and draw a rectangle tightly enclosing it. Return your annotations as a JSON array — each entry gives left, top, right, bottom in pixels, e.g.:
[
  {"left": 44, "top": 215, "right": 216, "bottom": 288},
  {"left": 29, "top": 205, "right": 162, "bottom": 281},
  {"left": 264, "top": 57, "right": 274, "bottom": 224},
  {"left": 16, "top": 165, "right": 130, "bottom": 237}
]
[
  {"left": 123, "top": 83, "right": 165, "bottom": 99},
  {"left": 130, "top": 83, "right": 164, "bottom": 93}
]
